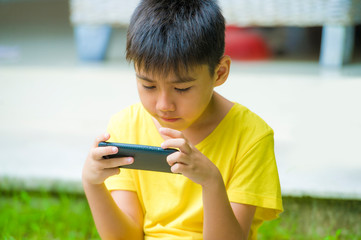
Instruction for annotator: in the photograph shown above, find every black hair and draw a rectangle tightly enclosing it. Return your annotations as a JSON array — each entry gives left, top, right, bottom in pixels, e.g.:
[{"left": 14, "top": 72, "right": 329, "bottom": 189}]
[{"left": 126, "top": 0, "right": 225, "bottom": 77}]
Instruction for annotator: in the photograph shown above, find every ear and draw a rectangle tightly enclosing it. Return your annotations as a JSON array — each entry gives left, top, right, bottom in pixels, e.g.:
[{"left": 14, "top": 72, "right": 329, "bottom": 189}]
[{"left": 213, "top": 55, "right": 231, "bottom": 87}]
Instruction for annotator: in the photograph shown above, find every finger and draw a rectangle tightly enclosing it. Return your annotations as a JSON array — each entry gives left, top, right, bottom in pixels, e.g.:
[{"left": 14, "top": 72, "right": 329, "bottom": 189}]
[
  {"left": 159, "top": 127, "right": 184, "bottom": 139},
  {"left": 162, "top": 138, "right": 191, "bottom": 154},
  {"left": 100, "top": 157, "right": 134, "bottom": 169},
  {"left": 92, "top": 145, "right": 118, "bottom": 160},
  {"left": 170, "top": 162, "right": 185, "bottom": 174},
  {"left": 93, "top": 132, "right": 111, "bottom": 148},
  {"left": 95, "top": 167, "right": 122, "bottom": 182},
  {"left": 166, "top": 151, "right": 187, "bottom": 167},
  {"left": 103, "top": 167, "right": 121, "bottom": 177}
]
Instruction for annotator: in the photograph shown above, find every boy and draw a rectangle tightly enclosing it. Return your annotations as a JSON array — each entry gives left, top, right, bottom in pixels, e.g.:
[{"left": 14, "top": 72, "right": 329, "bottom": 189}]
[{"left": 82, "top": 0, "right": 283, "bottom": 239}]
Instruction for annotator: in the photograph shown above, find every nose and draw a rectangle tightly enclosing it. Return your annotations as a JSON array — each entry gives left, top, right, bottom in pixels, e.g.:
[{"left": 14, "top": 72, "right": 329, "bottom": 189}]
[{"left": 156, "top": 90, "right": 175, "bottom": 112}]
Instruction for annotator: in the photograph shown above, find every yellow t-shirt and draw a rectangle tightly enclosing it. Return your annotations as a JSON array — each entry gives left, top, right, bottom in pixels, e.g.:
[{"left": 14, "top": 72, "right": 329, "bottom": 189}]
[{"left": 105, "top": 102, "right": 283, "bottom": 240}]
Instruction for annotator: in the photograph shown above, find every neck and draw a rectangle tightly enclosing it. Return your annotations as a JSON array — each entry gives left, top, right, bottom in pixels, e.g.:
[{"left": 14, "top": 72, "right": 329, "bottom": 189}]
[{"left": 182, "top": 92, "right": 233, "bottom": 146}]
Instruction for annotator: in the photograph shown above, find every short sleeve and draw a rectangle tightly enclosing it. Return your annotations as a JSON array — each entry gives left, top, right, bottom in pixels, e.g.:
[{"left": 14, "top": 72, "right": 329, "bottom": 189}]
[
  {"left": 104, "top": 169, "right": 137, "bottom": 192},
  {"left": 226, "top": 133, "right": 283, "bottom": 221}
]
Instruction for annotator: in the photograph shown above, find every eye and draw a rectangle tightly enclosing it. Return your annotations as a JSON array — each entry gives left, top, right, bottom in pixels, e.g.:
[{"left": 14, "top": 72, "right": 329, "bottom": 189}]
[
  {"left": 143, "top": 85, "right": 156, "bottom": 90},
  {"left": 175, "top": 87, "right": 191, "bottom": 93}
]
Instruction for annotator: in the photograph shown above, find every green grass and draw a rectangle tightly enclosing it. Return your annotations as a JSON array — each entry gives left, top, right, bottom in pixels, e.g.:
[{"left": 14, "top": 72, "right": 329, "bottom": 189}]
[
  {"left": 1, "top": 188, "right": 360, "bottom": 239},
  {"left": 0, "top": 189, "right": 99, "bottom": 239},
  {"left": 258, "top": 197, "right": 361, "bottom": 240}
]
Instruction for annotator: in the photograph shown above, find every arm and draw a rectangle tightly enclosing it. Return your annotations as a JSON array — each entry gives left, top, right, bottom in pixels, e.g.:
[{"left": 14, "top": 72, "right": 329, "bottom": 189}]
[
  {"left": 82, "top": 133, "right": 144, "bottom": 240},
  {"left": 160, "top": 128, "right": 255, "bottom": 240},
  {"left": 202, "top": 176, "right": 256, "bottom": 240}
]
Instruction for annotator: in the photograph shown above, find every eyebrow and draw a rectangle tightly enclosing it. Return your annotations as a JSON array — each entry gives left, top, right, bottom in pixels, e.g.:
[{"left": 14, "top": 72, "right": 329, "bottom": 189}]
[{"left": 136, "top": 74, "right": 196, "bottom": 83}]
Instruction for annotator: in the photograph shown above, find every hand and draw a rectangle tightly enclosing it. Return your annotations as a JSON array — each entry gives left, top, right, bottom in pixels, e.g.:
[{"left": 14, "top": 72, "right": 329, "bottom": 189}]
[
  {"left": 82, "top": 133, "right": 134, "bottom": 185},
  {"left": 159, "top": 128, "right": 222, "bottom": 187}
]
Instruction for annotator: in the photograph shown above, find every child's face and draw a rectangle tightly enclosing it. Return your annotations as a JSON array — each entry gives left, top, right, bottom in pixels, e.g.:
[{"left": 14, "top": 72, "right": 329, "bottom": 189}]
[{"left": 136, "top": 65, "right": 216, "bottom": 131}]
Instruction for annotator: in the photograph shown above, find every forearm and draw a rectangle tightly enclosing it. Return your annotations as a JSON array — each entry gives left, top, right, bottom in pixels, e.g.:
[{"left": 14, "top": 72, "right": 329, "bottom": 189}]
[
  {"left": 83, "top": 182, "right": 143, "bottom": 240},
  {"left": 159, "top": 128, "right": 251, "bottom": 239},
  {"left": 202, "top": 176, "right": 245, "bottom": 240}
]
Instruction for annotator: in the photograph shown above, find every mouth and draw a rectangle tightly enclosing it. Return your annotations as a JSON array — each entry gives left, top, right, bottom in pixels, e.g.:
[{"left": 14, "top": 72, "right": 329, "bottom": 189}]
[{"left": 159, "top": 117, "right": 181, "bottom": 123}]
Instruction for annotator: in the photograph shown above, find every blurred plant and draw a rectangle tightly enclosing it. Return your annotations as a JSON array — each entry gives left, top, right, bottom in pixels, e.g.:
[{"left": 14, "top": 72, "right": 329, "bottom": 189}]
[{"left": 323, "top": 229, "right": 342, "bottom": 240}]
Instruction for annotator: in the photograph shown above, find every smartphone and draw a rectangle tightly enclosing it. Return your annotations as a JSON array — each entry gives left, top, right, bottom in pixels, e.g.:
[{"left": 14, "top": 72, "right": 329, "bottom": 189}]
[{"left": 98, "top": 142, "right": 178, "bottom": 173}]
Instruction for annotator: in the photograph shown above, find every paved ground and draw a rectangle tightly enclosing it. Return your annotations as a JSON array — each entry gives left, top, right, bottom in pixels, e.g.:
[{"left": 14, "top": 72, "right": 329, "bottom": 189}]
[
  {"left": 1, "top": 0, "right": 361, "bottom": 199},
  {"left": 1, "top": 62, "right": 361, "bottom": 199}
]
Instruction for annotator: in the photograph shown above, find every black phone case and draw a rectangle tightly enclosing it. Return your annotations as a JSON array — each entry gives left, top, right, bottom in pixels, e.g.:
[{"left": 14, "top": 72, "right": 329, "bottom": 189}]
[{"left": 98, "top": 142, "right": 178, "bottom": 173}]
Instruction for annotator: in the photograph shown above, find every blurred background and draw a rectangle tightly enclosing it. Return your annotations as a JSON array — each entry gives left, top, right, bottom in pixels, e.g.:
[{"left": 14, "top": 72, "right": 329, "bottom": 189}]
[{"left": 0, "top": 0, "right": 361, "bottom": 239}]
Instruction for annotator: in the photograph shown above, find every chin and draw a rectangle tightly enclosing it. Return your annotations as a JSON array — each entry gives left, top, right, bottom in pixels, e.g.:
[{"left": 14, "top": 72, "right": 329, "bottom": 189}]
[{"left": 159, "top": 121, "right": 188, "bottom": 131}]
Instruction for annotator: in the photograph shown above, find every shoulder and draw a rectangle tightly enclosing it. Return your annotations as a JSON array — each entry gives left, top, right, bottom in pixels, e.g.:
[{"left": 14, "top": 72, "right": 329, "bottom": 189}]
[
  {"left": 231, "top": 103, "right": 273, "bottom": 135},
  {"left": 108, "top": 102, "right": 148, "bottom": 130},
  {"left": 228, "top": 103, "right": 274, "bottom": 154},
  {"left": 106, "top": 103, "right": 147, "bottom": 142},
  {"left": 109, "top": 102, "right": 144, "bottom": 123}
]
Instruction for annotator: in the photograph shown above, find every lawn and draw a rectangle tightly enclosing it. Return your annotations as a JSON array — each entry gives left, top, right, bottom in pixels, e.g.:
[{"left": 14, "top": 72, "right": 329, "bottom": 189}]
[
  {"left": 1, "top": 187, "right": 360, "bottom": 239},
  {"left": 258, "top": 196, "right": 361, "bottom": 240},
  {"left": 0, "top": 190, "right": 98, "bottom": 239}
]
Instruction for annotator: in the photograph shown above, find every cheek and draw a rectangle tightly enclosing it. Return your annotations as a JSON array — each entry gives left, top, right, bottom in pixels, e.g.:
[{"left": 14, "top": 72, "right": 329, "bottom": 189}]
[
  {"left": 181, "top": 92, "right": 209, "bottom": 116},
  {"left": 191, "top": 89, "right": 213, "bottom": 114},
  {"left": 137, "top": 87, "right": 155, "bottom": 111}
]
